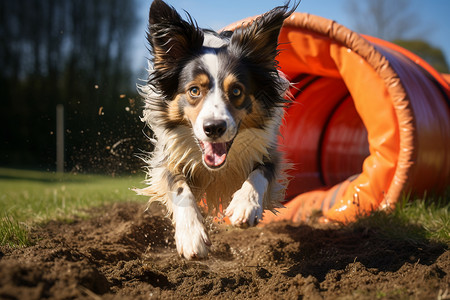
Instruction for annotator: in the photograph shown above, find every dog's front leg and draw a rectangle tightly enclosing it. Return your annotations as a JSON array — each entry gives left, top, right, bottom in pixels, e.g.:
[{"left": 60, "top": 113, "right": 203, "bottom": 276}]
[
  {"left": 171, "top": 182, "right": 211, "bottom": 259},
  {"left": 225, "top": 168, "right": 268, "bottom": 227}
]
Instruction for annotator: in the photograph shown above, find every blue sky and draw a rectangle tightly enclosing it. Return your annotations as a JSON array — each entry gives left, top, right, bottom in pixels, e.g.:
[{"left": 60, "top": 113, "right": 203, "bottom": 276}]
[{"left": 133, "top": 0, "right": 450, "bottom": 74}]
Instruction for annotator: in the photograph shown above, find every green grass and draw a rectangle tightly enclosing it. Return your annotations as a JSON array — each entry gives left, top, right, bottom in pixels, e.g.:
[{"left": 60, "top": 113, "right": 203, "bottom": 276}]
[
  {"left": 0, "top": 168, "right": 146, "bottom": 247},
  {"left": 350, "top": 192, "right": 449, "bottom": 246}
]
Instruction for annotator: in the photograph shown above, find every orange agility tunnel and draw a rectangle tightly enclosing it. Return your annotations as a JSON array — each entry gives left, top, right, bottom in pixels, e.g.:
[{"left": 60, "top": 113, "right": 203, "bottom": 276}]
[{"left": 225, "top": 13, "right": 450, "bottom": 223}]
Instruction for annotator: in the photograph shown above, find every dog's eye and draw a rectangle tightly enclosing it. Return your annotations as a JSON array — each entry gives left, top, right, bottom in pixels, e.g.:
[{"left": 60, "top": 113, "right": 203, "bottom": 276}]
[
  {"left": 189, "top": 87, "right": 201, "bottom": 98},
  {"left": 231, "top": 87, "right": 241, "bottom": 97}
]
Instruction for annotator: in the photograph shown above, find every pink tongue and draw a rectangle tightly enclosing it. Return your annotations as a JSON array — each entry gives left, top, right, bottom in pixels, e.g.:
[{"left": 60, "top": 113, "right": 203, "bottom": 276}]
[{"left": 203, "top": 142, "right": 227, "bottom": 167}]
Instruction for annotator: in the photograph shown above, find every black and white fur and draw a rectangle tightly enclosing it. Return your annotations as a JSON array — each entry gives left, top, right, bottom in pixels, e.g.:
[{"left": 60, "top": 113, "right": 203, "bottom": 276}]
[{"left": 136, "top": 0, "right": 295, "bottom": 259}]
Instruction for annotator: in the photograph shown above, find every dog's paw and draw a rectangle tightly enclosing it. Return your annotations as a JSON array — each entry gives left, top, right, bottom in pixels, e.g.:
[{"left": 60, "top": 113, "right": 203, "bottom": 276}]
[
  {"left": 225, "top": 181, "right": 264, "bottom": 227},
  {"left": 174, "top": 206, "right": 211, "bottom": 259}
]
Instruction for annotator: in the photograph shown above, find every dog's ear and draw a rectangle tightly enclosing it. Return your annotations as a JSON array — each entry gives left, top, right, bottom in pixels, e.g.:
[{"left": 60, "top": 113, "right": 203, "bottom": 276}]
[
  {"left": 147, "top": 0, "right": 204, "bottom": 99},
  {"left": 229, "top": 4, "right": 295, "bottom": 68},
  {"left": 148, "top": 0, "right": 203, "bottom": 66}
]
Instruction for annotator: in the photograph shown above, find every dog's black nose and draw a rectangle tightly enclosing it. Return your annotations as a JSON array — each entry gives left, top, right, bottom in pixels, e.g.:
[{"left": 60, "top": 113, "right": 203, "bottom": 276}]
[{"left": 203, "top": 120, "right": 227, "bottom": 139}]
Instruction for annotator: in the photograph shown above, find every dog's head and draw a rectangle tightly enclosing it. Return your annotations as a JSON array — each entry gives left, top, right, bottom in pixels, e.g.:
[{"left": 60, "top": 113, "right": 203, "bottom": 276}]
[{"left": 147, "top": 0, "right": 295, "bottom": 170}]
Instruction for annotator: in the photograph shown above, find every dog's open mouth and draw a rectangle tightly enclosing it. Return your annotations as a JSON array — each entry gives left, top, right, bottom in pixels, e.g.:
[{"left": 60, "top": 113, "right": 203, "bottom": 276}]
[{"left": 199, "top": 140, "right": 233, "bottom": 169}]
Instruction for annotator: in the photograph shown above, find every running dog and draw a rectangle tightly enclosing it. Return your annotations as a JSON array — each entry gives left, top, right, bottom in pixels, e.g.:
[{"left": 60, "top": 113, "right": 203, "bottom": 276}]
[{"left": 136, "top": 0, "right": 295, "bottom": 259}]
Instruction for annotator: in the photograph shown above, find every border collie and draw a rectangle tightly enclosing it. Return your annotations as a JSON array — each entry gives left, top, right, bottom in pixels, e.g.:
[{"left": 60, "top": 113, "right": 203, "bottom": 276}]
[{"left": 136, "top": 0, "right": 295, "bottom": 259}]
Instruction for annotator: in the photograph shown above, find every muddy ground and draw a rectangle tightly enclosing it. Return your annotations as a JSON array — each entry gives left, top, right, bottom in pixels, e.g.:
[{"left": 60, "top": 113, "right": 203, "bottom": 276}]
[{"left": 0, "top": 202, "right": 448, "bottom": 299}]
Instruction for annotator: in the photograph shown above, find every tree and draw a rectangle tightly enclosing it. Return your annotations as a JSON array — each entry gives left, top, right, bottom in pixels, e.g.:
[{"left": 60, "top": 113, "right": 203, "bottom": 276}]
[
  {"left": 0, "top": 0, "right": 147, "bottom": 173},
  {"left": 345, "top": 0, "right": 428, "bottom": 41},
  {"left": 345, "top": 0, "right": 449, "bottom": 74}
]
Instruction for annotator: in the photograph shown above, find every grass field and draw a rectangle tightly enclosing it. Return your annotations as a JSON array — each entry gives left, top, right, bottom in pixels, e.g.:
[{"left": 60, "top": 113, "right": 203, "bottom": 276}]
[
  {"left": 350, "top": 195, "right": 449, "bottom": 246},
  {"left": 0, "top": 168, "right": 449, "bottom": 248},
  {"left": 0, "top": 168, "right": 146, "bottom": 247}
]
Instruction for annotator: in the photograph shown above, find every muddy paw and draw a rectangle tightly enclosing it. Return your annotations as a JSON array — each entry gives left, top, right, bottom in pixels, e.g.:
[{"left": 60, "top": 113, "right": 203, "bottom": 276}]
[{"left": 225, "top": 183, "right": 263, "bottom": 227}]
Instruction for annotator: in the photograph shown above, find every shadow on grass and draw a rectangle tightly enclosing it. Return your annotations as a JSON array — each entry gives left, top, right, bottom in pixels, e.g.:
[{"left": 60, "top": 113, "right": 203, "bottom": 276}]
[{"left": 269, "top": 209, "right": 448, "bottom": 282}]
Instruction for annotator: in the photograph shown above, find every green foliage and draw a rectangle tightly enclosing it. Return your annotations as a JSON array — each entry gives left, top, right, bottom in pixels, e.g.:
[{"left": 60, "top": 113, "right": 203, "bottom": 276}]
[
  {"left": 396, "top": 194, "right": 449, "bottom": 243},
  {"left": 393, "top": 39, "right": 450, "bottom": 73},
  {"left": 0, "top": 168, "right": 145, "bottom": 247},
  {"left": 0, "top": 215, "right": 31, "bottom": 247},
  {"left": 0, "top": 0, "right": 147, "bottom": 172},
  {"left": 350, "top": 192, "right": 450, "bottom": 246}
]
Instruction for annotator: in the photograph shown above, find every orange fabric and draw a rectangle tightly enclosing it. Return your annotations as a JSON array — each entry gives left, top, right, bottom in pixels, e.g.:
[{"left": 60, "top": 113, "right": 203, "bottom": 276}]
[
  {"left": 363, "top": 35, "right": 450, "bottom": 98},
  {"left": 321, "top": 97, "right": 368, "bottom": 186},
  {"left": 223, "top": 13, "right": 450, "bottom": 224},
  {"left": 279, "top": 77, "right": 349, "bottom": 198},
  {"left": 442, "top": 73, "right": 450, "bottom": 85},
  {"left": 366, "top": 36, "right": 450, "bottom": 195},
  {"left": 276, "top": 25, "right": 401, "bottom": 222},
  {"left": 326, "top": 42, "right": 399, "bottom": 221}
]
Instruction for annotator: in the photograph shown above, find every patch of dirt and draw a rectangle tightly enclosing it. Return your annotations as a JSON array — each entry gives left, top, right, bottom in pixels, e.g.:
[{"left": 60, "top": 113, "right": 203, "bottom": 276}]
[{"left": 0, "top": 202, "right": 448, "bottom": 299}]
